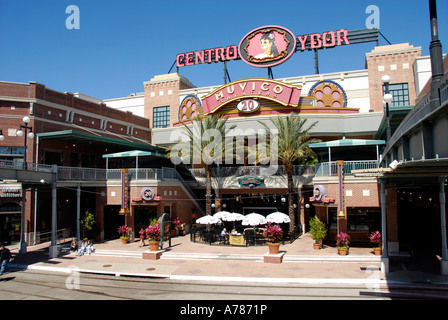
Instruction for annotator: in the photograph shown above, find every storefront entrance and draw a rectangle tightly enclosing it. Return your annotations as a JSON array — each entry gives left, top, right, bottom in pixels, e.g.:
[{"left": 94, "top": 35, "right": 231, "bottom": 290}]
[
  {"left": 397, "top": 185, "right": 442, "bottom": 266},
  {"left": 0, "top": 202, "right": 21, "bottom": 245},
  {"left": 134, "top": 205, "right": 158, "bottom": 234}
]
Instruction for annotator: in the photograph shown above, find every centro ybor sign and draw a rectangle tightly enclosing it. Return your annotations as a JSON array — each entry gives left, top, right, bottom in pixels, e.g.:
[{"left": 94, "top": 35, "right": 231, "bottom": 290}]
[{"left": 175, "top": 25, "right": 350, "bottom": 69}]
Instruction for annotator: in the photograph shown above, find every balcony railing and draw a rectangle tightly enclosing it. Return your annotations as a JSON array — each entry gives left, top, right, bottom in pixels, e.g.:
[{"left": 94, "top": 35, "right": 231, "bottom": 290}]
[
  {"left": 314, "top": 160, "right": 379, "bottom": 176},
  {"left": 189, "top": 165, "right": 316, "bottom": 178},
  {"left": 188, "top": 161, "right": 379, "bottom": 178},
  {"left": 58, "top": 166, "right": 107, "bottom": 181},
  {"left": 1, "top": 159, "right": 380, "bottom": 184}
]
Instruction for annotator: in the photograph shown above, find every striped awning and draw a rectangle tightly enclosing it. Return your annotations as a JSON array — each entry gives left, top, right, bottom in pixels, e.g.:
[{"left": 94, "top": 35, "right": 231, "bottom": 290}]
[{"left": 309, "top": 139, "right": 385, "bottom": 148}]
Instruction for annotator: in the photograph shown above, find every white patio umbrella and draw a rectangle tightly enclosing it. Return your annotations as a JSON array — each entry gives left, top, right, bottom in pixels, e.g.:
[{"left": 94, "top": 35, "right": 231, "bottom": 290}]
[
  {"left": 196, "top": 215, "right": 221, "bottom": 225},
  {"left": 242, "top": 213, "right": 267, "bottom": 244},
  {"left": 222, "top": 212, "right": 244, "bottom": 222},
  {"left": 242, "top": 213, "right": 267, "bottom": 226},
  {"left": 213, "top": 211, "right": 231, "bottom": 220},
  {"left": 266, "top": 211, "right": 291, "bottom": 224},
  {"left": 221, "top": 212, "right": 244, "bottom": 228}
]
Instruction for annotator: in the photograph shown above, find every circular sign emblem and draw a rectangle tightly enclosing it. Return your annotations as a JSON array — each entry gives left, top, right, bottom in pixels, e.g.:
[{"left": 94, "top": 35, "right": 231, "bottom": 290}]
[
  {"left": 236, "top": 99, "right": 260, "bottom": 113},
  {"left": 141, "top": 187, "right": 155, "bottom": 201},
  {"left": 308, "top": 80, "right": 347, "bottom": 108},
  {"left": 313, "top": 185, "right": 326, "bottom": 201},
  {"left": 238, "top": 25, "right": 297, "bottom": 68},
  {"left": 178, "top": 94, "right": 203, "bottom": 122}
]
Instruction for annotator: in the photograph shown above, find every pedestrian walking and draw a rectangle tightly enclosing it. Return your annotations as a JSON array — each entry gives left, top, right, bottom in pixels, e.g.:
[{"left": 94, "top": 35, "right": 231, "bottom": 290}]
[
  {"left": 139, "top": 228, "right": 146, "bottom": 247},
  {"left": 0, "top": 244, "right": 13, "bottom": 275}
]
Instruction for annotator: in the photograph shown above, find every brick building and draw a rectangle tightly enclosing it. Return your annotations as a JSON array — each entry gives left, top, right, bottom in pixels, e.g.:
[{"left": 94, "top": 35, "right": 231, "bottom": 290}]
[
  {"left": 0, "top": 37, "right": 443, "bottom": 264},
  {"left": 104, "top": 42, "right": 434, "bottom": 248}
]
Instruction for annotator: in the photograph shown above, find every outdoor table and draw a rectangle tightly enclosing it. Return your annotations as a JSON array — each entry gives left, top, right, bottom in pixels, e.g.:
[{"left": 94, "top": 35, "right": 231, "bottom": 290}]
[{"left": 229, "top": 234, "right": 245, "bottom": 246}]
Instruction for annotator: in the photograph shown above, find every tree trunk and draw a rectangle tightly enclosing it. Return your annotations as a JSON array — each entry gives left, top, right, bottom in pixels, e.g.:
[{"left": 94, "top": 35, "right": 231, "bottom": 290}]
[
  {"left": 286, "top": 163, "right": 295, "bottom": 233},
  {"left": 206, "top": 165, "right": 212, "bottom": 216}
]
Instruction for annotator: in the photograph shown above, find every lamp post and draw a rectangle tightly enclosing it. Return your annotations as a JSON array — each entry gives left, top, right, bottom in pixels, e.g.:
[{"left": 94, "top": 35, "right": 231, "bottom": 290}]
[
  {"left": 16, "top": 116, "right": 34, "bottom": 170},
  {"left": 16, "top": 116, "right": 34, "bottom": 254},
  {"left": 381, "top": 75, "right": 393, "bottom": 144}
]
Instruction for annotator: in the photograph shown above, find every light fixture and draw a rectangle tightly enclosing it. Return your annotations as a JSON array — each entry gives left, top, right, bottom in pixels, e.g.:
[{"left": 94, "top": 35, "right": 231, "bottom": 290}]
[
  {"left": 381, "top": 75, "right": 391, "bottom": 84},
  {"left": 0, "top": 129, "right": 4, "bottom": 141},
  {"left": 383, "top": 93, "right": 393, "bottom": 103},
  {"left": 389, "top": 159, "right": 399, "bottom": 170}
]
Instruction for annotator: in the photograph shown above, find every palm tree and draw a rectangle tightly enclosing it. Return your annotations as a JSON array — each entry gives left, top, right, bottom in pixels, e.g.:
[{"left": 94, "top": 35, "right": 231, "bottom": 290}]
[
  {"left": 167, "top": 114, "right": 236, "bottom": 216},
  {"left": 257, "top": 113, "right": 320, "bottom": 232}
]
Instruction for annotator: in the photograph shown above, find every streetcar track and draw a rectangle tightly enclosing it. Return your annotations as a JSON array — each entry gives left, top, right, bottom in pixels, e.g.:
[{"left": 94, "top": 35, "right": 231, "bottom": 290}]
[
  {"left": 1, "top": 270, "right": 378, "bottom": 300},
  {"left": 2, "top": 269, "right": 447, "bottom": 300}
]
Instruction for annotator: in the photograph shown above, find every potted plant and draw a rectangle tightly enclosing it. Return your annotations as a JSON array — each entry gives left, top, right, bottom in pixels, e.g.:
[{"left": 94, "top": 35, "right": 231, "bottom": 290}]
[
  {"left": 369, "top": 230, "right": 382, "bottom": 255},
  {"left": 118, "top": 225, "right": 130, "bottom": 244},
  {"left": 146, "top": 223, "right": 161, "bottom": 251},
  {"left": 80, "top": 210, "right": 96, "bottom": 240},
  {"left": 336, "top": 232, "right": 350, "bottom": 255},
  {"left": 171, "top": 216, "right": 180, "bottom": 237},
  {"left": 309, "top": 217, "right": 327, "bottom": 249},
  {"left": 263, "top": 223, "right": 284, "bottom": 254}
]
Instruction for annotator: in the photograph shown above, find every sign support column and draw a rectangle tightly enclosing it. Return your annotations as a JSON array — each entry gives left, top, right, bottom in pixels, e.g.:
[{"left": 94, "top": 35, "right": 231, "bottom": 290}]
[{"left": 337, "top": 160, "right": 347, "bottom": 234}]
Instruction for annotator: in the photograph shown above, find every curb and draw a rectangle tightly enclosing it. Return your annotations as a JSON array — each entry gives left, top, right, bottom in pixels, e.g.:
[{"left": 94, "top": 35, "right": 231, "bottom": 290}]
[
  {"left": 8, "top": 262, "right": 448, "bottom": 287},
  {"left": 9, "top": 263, "right": 394, "bottom": 285},
  {"left": 92, "top": 249, "right": 382, "bottom": 263}
]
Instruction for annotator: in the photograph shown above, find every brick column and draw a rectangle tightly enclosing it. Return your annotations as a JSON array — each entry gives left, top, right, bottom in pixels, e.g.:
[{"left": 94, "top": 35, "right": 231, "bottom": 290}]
[{"left": 386, "top": 184, "right": 399, "bottom": 253}]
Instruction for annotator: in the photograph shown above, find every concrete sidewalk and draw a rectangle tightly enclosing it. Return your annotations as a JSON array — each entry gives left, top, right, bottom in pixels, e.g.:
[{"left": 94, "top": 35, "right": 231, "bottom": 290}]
[{"left": 6, "top": 234, "right": 448, "bottom": 286}]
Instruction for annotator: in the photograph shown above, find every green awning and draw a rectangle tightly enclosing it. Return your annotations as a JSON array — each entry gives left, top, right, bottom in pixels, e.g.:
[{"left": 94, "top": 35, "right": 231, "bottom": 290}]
[
  {"left": 37, "top": 130, "right": 164, "bottom": 153},
  {"left": 102, "top": 150, "right": 166, "bottom": 159},
  {"left": 309, "top": 138, "right": 385, "bottom": 148}
]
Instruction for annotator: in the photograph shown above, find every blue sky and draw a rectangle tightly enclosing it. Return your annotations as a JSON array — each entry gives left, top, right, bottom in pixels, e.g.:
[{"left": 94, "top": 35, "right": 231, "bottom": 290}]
[{"left": 1, "top": 0, "right": 447, "bottom": 100}]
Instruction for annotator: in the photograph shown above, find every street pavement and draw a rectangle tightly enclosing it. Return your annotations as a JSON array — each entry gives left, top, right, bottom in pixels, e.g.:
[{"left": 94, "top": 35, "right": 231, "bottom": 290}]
[{"left": 6, "top": 233, "right": 448, "bottom": 287}]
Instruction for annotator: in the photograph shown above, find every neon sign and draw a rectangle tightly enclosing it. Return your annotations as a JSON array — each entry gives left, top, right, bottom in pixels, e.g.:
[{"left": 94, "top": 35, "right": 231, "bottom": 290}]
[
  {"left": 175, "top": 26, "right": 351, "bottom": 69},
  {"left": 200, "top": 78, "right": 302, "bottom": 114}
]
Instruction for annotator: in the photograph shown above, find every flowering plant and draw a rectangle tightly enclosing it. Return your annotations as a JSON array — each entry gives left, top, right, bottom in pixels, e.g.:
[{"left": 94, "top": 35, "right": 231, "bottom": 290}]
[
  {"left": 263, "top": 223, "right": 283, "bottom": 243},
  {"left": 369, "top": 231, "right": 382, "bottom": 248},
  {"left": 336, "top": 232, "right": 350, "bottom": 250},
  {"left": 118, "top": 225, "right": 130, "bottom": 239},
  {"left": 146, "top": 223, "right": 161, "bottom": 242},
  {"left": 171, "top": 216, "right": 180, "bottom": 229}
]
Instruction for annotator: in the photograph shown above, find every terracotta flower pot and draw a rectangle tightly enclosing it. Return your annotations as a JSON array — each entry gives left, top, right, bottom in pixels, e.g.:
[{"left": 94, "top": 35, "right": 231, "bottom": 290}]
[
  {"left": 121, "top": 237, "right": 129, "bottom": 244},
  {"left": 313, "top": 243, "right": 322, "bottom": 250},
  {"left": 268, "top": 242, "right": 281, "bottom": 255},
  {"left": 338, "top": 248, "right": 348, "bottom": 256},
  {"left": 373, "top": 247, "right": 382, "bottom": 256},
  {"left": 149, "top": 241, "right": 160, "bottom": 252}
]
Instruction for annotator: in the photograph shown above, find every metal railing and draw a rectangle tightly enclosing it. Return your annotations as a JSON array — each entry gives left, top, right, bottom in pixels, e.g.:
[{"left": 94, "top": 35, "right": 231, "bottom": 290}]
[
  {"left": 189, "top": 165, "right": 315, "bottom": 178},
  {"left": 106, "top": 167, "right": 176, "bottom": 181},
  {"left": 189, "top": 161, "right": 377, "bottom": 178},
  {"left": 58, "top": 166, "right": 107, "bottom": 181},
  {"left": 0, "top": 159, "right": 55, "bottom": 172},
  {"left": 314, "top": 160, "right": 379, "bottom": 176},
  {"left": 33, "top": 228, "right": 74, "bottom": 245},
  {"left": 1, "top": 159, "right": 379, "bottom": 182}
]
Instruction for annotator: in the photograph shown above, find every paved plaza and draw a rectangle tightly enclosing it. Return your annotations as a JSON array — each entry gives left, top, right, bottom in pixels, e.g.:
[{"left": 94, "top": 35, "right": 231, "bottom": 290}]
[{"left": 6, "top": 233, "right": 448, "bottom": 286}]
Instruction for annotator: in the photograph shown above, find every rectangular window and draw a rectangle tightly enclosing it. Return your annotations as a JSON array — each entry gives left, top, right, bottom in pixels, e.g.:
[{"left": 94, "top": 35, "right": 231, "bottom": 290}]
[
  {"left": 383, "top": 83, "right": 410, "bottom": 107},
  {"left": 153, "top": 106, "right": 170, "bottom": 128}
]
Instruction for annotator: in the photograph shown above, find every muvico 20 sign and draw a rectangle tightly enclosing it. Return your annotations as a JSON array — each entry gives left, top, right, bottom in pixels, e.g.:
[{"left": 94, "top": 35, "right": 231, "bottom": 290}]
[
  {"left": 176, "top": 25, "right": 350, "bottom": 69},
  {"left": 201, "top": 78, "right": 302, "bottom": 114}
]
